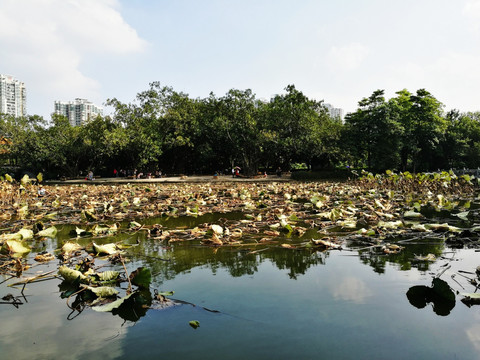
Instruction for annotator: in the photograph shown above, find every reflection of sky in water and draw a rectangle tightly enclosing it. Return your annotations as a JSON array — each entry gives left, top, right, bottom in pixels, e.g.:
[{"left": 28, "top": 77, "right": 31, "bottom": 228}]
[
  {"left": 466, "top": 314, "right": 480, "bottom": 353},
  {"left": 0, "top": 262, "right": 128, "bottom": 360},
  {"left": 331, "top": 276, "right": 372, "bottom": 303}
]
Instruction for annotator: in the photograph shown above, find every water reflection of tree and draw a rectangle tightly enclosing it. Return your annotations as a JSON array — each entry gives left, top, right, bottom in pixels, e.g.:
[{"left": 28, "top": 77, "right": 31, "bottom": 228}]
[
  {"left": 130, "top": 242, "right": 262, "bottom": 283},
  {"left": 134, "top": 237, "right": 330, "bottom": 282},
  {"left": 357, "top": 242, "right": 445, "bottom": 274},
  {"left": 260, "top": 249, "right": 329, "bottom": 280},
  {"left": 142, "top": 212, "right": 246, "bottom": 229},
  {"left": 127, "top": 218, "right": 447, "bottom": 283}
]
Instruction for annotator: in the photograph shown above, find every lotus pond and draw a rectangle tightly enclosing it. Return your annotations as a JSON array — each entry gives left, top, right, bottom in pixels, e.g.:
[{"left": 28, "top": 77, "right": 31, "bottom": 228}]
[{"left": 1, "top": 176, "right": 480, "bottom": 359}]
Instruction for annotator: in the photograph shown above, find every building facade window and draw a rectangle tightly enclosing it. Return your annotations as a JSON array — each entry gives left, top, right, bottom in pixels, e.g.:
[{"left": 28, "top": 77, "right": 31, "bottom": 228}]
[
  {"left": 0, "top": 74, "right": 27, "bottom": 117},
  {"left": 53, "top": 98, "right": 103, "bottom": 126}
]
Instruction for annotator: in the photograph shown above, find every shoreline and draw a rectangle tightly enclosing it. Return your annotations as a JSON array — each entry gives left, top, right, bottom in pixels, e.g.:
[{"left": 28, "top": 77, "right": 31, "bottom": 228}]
[{"left": 45, "top": 174, "right": 292, "bottom": 185}]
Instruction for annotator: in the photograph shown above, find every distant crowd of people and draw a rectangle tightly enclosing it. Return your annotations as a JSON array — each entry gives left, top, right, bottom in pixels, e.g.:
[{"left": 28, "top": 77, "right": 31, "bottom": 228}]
[
  {"left": 115, "top": 169, "right": 163, "bottom": 179},
  {"left": 82, "top": 167, "right": 284, "bottom": 180},
  {"left": 82, "top": 169, "right": 163, "bottom": 180}
]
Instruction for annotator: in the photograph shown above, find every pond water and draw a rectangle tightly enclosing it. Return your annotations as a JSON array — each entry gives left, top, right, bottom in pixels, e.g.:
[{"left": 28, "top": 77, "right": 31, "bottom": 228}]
[{"left": 1, "top": 213, "right": 480, "bottom": 360}]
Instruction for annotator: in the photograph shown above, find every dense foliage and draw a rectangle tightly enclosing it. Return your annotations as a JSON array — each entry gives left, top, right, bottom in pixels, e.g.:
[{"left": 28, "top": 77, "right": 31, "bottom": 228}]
[
  {"left": 1, "top": 83, "right": 479, "bottom": 178},
  {"left": 342, "top": 89, "right": 480, "bottom": 172}
]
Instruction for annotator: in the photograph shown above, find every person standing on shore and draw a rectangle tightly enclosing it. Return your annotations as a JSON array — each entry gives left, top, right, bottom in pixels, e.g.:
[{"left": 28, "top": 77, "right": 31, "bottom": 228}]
[{"left": 276, "top": 167, "right": 282, "bottom": 177}]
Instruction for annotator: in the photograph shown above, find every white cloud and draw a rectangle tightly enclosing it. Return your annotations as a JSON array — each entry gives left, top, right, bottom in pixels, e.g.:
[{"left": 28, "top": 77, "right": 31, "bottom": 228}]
[
  {"left": 463, "top": 1, "right": 480, "bottom": 33},
  {"left": 0, "top": 0, "right": 147, "bottom": 116},
  {"left": 463, "top": 0, "right": 480, "bottom": 18},
  {"left": 327, "top": 43, "right": 369, "bottom": 71},
  {"left": 55, "top": 0, "right": 147, "bottom": 55},
  {"left": 383, "top": 52, "right": 480, "bottom": 112}
]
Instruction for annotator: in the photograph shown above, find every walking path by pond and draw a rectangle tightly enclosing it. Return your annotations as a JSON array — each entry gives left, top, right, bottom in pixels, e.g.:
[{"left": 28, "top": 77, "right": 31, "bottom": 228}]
[{"left": 47, "top": 174, "right": 292, "bottom": 185}]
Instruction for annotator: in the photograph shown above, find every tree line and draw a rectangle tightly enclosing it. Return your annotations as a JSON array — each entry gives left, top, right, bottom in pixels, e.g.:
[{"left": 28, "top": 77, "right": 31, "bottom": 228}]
[{"left": 0, "top": 82, "right": 479, "bottom": 178}]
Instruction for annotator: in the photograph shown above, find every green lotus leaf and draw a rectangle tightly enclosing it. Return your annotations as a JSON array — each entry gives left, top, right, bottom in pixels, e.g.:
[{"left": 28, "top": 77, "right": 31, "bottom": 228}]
[
  {"left": 91, "top": 292, "right": 136, "bottom": 312},
  {"left": 37, "top": 226, "right": 58, "bottom": 238},
  {"left": 189, "top": 320, "right": 200, "bottom": 329},
  {"left": 71, "top": 227, "right": 92, "bottom": 237},
  {"left": 130, "top": 267, "right": 152, "bottom": 289},
  {"left": 454, "top": 211, "right": 469, "bottom": 221},
  {"left": 404, "top": 210, "right": 423, "bottom": 219},
  {"left": 61, "top": 241, "right": 82, "bottom": 254},
  {"left": 337, "top": 220, "right": 357, "bottom": 229},
  {"left": 157, "top": 290, "right": 174, "bottom": 296},
  {"left": 0, "top": 232, "right": 23, "bottom": 241},
  {"left": 16, "top": 228, "right": 33, "bottom": 240},
  {"left": 58, "top": 265, "right": 88, "bottom": 283},
  {"left": 289, "top": 214, "right": 300, "bottom": 221},
  {"left": 92, "top": 223, "right": 118, "bottom": 235},
  {"left": 414, "top": 253, "right": 436, "bottom": 261},
  {"left": 96, "top": 270, "right": 120, "bottom": 282},
  {"left": 129, "top": 221, "right": 142, "bottom": 229},
  {"left": 378, "top": 220, "right": 404, "bottom": 229},
  {"left": 93, "top": 242, "right": 118, "bottom": 255},
  {"left": 43, "top": 212, "right": 58, "bottom": 220},
  {"left": 82, "top": 284, "right": 119, "bottom": 298},
  {"left": 211, "top": 224, "right": 223, "bottom": 235},
  {"left": 461, "top": 293, "right": 480, "bottom": 299},
  {"left": 410, "top": 224, "right": 429, "bottom": 232},
  {"left": 17, "top": 205, "right": 28, "bottom": 217},
  {"left": 83, "top": 210, "right": 97, "bottom": 222},
  {"left": 357, "top": 228, "right": 375, "bottom": 236},
  {"left": 2, "top": 240, "right": 31, "bottom": 255},
  {"left": 424, "top": 223, "right": 461, "bottom": 232},
  {"left": 20, "top": 174, "right": 31, "bottom": 185}
]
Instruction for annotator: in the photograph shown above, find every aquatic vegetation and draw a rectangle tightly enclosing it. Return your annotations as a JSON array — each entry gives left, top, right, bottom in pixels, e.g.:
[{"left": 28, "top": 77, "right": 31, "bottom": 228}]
[{"left": 1, "top": 174, "right": 480, "bottom": 320}]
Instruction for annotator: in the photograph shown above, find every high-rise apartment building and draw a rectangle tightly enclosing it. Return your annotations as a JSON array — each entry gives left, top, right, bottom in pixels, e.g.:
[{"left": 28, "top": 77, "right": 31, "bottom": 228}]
[
  {"left": 0, "top": 74, "right": 27, "bottom": 117},
  {"left": 324, "top": 103, "right": 344, "bottom": 122},
  {"left": 54, "top": 98, "right": 103, "bottom": 126}
]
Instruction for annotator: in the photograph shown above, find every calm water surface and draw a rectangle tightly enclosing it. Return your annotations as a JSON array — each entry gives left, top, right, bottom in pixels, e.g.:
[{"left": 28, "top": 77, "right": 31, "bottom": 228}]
[{"left": 1, "top": 214, "right": 479, "bottom": 360}]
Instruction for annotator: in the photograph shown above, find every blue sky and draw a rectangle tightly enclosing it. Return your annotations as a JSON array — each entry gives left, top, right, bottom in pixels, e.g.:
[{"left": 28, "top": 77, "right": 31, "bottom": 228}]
[{"left": 1, "top": 0, "right": 480, "bottom": 119}]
